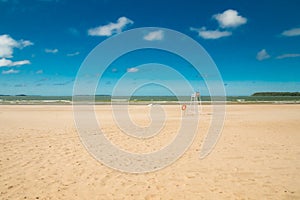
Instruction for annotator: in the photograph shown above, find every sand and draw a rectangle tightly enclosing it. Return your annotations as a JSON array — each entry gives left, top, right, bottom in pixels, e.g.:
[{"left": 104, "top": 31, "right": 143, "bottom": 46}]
[{"left": 0, "top": 104, "right": 299, "bottom": 199}]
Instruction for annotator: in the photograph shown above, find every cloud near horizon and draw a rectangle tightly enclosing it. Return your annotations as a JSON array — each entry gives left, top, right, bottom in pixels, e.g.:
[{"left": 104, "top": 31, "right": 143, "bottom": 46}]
[
  {"left": 2, "top": 68, "right": 20, "bottom": 75},
  {"left": 256, "top": 49, "right": 270, "bottom": 61},
  {"left": 190, "top": 27, "right": 232, "bottom": 39},
  {"left": 88, "top": 16, "right": 133, "bottom": 36},
  {"left": 36, "top": 69, "right": 43, "bottom": 74},
  {"left": 53, "top": 79, "right": 74, "bottom": 86},
  {"left": 213, "top": 9, "right": 247, "bottom": 28},
  {"left": 144, "top": 30, "right": 164, "bottom": 41}
]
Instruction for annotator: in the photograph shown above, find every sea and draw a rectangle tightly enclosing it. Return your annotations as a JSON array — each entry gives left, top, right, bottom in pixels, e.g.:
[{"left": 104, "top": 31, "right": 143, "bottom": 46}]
[{"left": 0, "top": 95, "right": 299, "bottom": 105}]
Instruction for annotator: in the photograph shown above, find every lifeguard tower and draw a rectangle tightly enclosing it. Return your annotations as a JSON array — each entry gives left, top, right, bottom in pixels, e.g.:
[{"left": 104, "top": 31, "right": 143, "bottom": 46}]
[
  {"left": 188, "top": 91, "right": 200, "bottom": 115},
  {"left": 182, "top": 91, "right": 200, "bottom": 115}
]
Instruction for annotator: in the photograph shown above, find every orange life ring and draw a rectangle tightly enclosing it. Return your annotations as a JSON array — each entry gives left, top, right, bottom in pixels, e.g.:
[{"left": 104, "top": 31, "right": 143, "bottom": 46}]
[{"left": 181, "top": 104, "right": 187, "bottom": 110}]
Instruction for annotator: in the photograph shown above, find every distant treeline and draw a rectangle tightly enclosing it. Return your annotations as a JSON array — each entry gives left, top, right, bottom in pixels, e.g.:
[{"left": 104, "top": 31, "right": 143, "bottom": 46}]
[{"left": 252, "top": 92, "right": 300, "bottom": 96}]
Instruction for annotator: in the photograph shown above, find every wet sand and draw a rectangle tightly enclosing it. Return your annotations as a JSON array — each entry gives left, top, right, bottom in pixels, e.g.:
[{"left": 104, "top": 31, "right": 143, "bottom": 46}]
[{"left": 0, "top": 104, "right": 299, "bottom": 199}]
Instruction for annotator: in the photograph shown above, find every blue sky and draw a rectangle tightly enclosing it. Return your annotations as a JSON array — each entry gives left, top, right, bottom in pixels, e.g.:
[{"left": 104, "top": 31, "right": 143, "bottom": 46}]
[{"left": 0, "top": 0, "right": 299, "bottom": 96}]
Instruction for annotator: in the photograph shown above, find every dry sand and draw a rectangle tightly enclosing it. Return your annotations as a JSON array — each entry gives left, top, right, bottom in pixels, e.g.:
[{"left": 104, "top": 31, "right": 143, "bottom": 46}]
[{"left": 0, "top": 104, "right": 299, "bottom": 199}]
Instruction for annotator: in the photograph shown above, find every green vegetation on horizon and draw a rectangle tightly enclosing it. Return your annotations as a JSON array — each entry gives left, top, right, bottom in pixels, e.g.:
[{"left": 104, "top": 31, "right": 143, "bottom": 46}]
[{"left": 252, "top": 92, "right": 300, "bottom": 96}]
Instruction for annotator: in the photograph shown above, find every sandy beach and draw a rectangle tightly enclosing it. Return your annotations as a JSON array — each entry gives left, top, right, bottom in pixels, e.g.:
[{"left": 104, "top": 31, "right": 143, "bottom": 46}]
[{"left": 0, "top": 104, "right": 299, "bottom": 199}]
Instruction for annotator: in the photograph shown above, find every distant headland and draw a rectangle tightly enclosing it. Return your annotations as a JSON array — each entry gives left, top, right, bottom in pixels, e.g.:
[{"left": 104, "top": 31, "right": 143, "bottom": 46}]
[{"left": 251, "top": 92, "right": 300, "bottom": 96}]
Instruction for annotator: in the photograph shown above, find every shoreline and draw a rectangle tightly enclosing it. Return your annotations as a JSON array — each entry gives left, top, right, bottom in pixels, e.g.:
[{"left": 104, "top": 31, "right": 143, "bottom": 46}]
[{"left": 0, "top": 101, "right": 300, "bottom": 105}]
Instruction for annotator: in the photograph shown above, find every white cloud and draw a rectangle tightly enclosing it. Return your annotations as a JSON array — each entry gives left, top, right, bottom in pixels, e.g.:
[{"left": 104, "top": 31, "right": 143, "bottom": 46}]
[
  {"left": 276, "top": 53, "right": 300, "bottom": 59},
  {"left": 0, "top": 35, "right": 19, "bottom": 58},
  {"left": 88, "top": 16, "right": 133, "bottom": 36},
  {"left": 127, "top": 67, "right": 139, "bottom": 73},
  {"left": 256, "top": 49, "right": 270, "bottom": 61},
  {"left": 36, "top": 69, "right": 43, "bottom": 74},
  {"left": 67, "top": 51, "right": 80, "bottom": 56},
  {"left": 190, "top": 27, "right": 232, "bottom": 39},
  {"left": 45, "top": 48, "right": 58, "bottom": 53},
  {"left": 281, "top": 28, "right": 300, "bottom": 37},
  {"left": 19, "top": 40, "right": 34, "bottom": 48},
  {"left": 0, "top": 58, "right": 12, "bottom": 67},
  {"left": 213, "top": 9, "right": 247, "bottom": 28},
  {"left": 0, "top": 58, "right": 30, "bottom": 67},
  {"left": 11, "top": 60, "right": 30, "bottom": 66},
  {"left": 2, "top": 69, "right": 20, "bottom": 74},
  {"left": 0, "top": 34, "right": 33, "bottom": 58},
  {"left": 144, "top": 30, "right": 164, "bottom": 41}
]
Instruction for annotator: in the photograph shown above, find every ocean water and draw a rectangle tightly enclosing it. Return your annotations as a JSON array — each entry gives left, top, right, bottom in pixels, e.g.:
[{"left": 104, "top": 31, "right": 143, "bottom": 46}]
[{"left": 0, "top": 95, "right": 299, "bottom": 104}]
